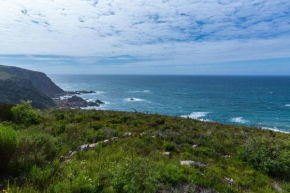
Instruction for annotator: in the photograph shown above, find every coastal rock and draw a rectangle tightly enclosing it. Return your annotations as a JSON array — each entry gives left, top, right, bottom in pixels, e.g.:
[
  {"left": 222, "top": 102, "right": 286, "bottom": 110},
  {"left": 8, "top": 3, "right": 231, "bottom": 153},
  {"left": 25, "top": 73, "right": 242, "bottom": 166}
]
[
  {"left": 59, "top": 95, "right": 101, "bottom": 108},
  {"left": 59, "top": 95, "right": 87, "bottom": 108},
  {"left": 95, "top": 99, "right": 105, "bottom": 104}
]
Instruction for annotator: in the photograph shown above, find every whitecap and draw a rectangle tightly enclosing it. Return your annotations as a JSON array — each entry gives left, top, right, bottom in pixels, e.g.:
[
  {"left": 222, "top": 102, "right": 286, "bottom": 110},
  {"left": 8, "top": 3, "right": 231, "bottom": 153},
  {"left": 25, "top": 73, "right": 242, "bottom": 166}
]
[
  {"left": 181, "top": 112, "right": 210, "bottom": 119},
  {"left": 95, "top": 91, "right": 106, "bottom": 94},
  {"left": 230, "top": 117, "right": 248, "bottom": 123},
  {"left": 129, "top": 90, "right": 151, "bottom": 94},
  {"left": 261, "top": 127, "right": 290, "bottom": 134},
  {"left": 285, "top": 104, "right": 290, "bottom": 107}
]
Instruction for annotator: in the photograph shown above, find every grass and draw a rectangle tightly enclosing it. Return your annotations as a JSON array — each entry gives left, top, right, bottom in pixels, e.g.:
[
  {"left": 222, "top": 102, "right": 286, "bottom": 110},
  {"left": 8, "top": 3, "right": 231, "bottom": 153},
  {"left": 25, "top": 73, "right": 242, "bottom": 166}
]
[{"left": 0, "top": 104, "right": 290, "bottom": 192}]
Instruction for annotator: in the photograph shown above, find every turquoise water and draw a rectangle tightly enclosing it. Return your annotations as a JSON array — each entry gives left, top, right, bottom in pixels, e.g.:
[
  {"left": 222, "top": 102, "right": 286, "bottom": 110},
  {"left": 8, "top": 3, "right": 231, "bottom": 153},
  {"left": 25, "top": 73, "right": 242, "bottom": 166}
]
[{"left": 49, "top": 75, "right": 290, "bottom": 133}]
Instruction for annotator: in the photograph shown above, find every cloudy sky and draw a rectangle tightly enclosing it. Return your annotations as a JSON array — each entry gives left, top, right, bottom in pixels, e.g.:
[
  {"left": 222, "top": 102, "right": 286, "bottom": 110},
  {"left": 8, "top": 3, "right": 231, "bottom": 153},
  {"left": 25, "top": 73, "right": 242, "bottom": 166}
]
[{"left": 0, "top": 0, "right": 290, "bottom": 74}]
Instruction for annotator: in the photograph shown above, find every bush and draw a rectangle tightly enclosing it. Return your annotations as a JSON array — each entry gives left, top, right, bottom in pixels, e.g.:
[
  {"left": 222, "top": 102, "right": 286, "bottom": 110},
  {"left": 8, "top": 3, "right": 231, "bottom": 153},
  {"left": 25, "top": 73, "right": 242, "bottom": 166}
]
[
  {"left": 0, "top": 104, "right": 14, "bottom": 122},
  {"left": 238, "top": 139, "right": 290, "bottom": 179},
  {"left": 11, "top": 100, "right": 40, "bottom": 126},
  {"left": 162, "top": 142, "right": 177, "bottom": 152},
  {"left": 15, "top": 131, "right": 57, "bottom": 171},
  {"left": 0, "top": 125, "right": 18, "bottom": 169},
  {"left": 111, "top": 159, "right": 161, "bottom": 192},
  {"left": 159, "top": 163, "right": 184, "bottom": 184}
]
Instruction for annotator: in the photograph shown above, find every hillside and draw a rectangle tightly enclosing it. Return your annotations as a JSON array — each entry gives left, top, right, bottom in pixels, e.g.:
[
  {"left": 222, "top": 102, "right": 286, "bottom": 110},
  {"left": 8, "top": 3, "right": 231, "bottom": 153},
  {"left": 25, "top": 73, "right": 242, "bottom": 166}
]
[
  {"left": 0, "top": 65, "right": 64, "bottom": 97},
  {"left": 0, "top": 104, "right": 289, "bottom": 193},
  {"left": 0, "top": 73, "right": 56, "bottom": 109}
]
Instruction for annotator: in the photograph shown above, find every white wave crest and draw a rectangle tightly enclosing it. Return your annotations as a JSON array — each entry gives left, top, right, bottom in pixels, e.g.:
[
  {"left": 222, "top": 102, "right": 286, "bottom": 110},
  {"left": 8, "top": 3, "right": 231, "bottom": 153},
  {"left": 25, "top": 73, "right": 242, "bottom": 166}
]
[
  {"left": 230, "top": 117, "right": 248, "bottom": 123},
  {"left": 181, "top": 112, "right": 210, "bottom": 120},
  {"left": 285, "top": 104, "right": 290, "bottom": 107},
  {"left": 261, "top": 127, "right": 289, "bottom": 134},
  {"left": 129, "top": 90, "right": 151, "bottom": 93}
]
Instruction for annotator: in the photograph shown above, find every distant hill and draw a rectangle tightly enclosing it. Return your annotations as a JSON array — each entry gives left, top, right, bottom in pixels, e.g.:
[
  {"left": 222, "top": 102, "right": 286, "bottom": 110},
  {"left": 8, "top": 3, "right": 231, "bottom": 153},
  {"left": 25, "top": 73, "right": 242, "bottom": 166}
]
[
  {"left": 0, "top": 65, "right": 64, "bottom": 108},
  {"left": 0, "top": 65, "right": 64, "bottom": 97}
]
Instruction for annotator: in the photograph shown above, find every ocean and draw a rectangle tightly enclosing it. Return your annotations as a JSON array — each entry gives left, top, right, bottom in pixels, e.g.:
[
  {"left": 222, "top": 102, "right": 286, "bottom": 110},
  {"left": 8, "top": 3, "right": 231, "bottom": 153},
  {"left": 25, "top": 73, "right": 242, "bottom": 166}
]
[{"left": 49, "top": 75, "right": 290, "bottom": 133}]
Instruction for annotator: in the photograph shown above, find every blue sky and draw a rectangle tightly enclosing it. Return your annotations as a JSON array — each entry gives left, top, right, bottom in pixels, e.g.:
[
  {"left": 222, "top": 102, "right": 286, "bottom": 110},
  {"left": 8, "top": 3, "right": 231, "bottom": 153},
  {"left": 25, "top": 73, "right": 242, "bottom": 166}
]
[{"left": 0, "top": 0, "right": 290, "bottom": 75}]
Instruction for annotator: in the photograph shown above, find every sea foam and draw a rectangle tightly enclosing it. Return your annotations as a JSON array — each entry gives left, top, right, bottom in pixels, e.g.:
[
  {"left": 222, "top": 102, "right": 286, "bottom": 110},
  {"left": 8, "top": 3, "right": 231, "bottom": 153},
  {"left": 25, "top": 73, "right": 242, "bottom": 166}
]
[
  {"left": 230, "top": 117, "right": 248, "bottom": 123},
  {"left": 181, "top": 112, "right": 211, "bottom": 122},
  {"left": 261, "top": 127, "right": 290, "bottom": 134},
  {"left": 129, "top": 90, "right": 151, "bottom": 93}
]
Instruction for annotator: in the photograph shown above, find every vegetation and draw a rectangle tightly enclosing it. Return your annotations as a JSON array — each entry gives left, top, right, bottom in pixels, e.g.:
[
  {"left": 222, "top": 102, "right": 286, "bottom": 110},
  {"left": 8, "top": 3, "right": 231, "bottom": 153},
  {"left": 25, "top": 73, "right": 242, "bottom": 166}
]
[
  {"left": 0, "top": 75, "right": 56, "bottom": 109},
  {"left": 0, "top": 103, "right": 290, "bottom": 192},
  {"left": 0, "top": 64, "right": 63, "bottom": 109}
]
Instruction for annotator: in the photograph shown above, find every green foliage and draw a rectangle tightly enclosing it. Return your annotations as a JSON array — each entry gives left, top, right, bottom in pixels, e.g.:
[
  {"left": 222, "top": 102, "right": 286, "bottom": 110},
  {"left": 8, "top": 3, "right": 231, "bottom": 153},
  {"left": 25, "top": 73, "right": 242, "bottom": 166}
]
[
  {"left": 162, "top": 142, "right": 177, "bottom": 152},
  {"left": 111, "top": 158, "right": 161, "bottom": 192},
  {"left": 0, "top": 104, "right": 14, "bottom": 122},
  {"left": 1, "top": 108, "right": 289, "bottom": 192},
  {"left": 11, "top": 100, "right": 41, "bottom": 126},
  {"left": 238, "top": 139, "right": 290, "bottom": 179},
  {"left": 0, "top": 125, "right": 18, "bottom": 169},
  {"left": 159, "top": 163, "right": 184, "bottom": 184}
]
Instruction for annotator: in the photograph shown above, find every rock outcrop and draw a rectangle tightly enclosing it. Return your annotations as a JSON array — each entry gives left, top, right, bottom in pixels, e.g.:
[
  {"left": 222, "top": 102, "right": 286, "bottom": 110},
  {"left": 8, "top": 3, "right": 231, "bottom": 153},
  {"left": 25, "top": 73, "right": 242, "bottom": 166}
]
[{"left": 59, "top": 95, "right": 104, "bottom": 108}]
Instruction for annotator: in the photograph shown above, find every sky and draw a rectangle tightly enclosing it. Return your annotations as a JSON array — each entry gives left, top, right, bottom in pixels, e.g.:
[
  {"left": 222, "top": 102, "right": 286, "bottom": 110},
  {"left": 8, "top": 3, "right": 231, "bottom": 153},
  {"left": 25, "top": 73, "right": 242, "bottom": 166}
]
[{"left": 0, "top": 0, "right": 290, "bottom": 75}]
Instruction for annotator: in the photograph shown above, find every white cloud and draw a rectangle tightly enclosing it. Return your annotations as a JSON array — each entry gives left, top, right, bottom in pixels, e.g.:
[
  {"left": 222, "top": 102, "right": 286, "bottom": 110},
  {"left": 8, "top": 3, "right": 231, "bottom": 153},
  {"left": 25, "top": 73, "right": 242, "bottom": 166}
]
[{"left": 0, "top": 0, "right": 289, "bottom": 65}]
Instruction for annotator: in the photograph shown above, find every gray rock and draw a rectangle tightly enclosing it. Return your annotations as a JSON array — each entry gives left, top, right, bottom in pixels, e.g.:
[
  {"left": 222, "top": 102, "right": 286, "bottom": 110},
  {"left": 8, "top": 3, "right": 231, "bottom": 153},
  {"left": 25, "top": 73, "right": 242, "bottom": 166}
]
[
  {"left": 180, "top": 160, "right": 195, "bottom": 166},
  {"left": 103, "top": 139, "right": 110, "bottom": 144},
  {"left": 162, "top": 152, "right": 171, "bottom": 156},
  {"left": 123, "top": 132, "right": 132, "bottom": 138}
]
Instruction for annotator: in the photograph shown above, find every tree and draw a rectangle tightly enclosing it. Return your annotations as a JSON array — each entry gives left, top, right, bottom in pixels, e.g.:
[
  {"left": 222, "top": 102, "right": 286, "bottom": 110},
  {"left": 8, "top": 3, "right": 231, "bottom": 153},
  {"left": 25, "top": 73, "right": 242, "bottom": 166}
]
[{"left": 11, "top": 100, "right": 40, "bottom": 126}]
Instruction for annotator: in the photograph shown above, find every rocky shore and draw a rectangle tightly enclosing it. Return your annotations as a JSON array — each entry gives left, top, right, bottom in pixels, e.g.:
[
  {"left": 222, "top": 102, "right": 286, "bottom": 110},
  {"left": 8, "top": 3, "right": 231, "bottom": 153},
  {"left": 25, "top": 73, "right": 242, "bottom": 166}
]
[
  {"left": 57, "top": 90, "right": 105, "bottom": 108},
  {"left": 59, "top": 95, "right": 104, "bottom": 108}
]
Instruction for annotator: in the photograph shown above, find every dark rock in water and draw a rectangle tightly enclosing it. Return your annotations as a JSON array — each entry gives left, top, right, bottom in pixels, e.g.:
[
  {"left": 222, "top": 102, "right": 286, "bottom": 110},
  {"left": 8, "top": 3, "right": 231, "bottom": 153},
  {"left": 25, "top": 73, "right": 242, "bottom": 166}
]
[
  {"left": 130, "top": 98, "right": 134, "bottom": 101},
  {"left": 95, "top": 99, "right": 105, "bottom": 104},
  {"left": 87, "top": 101, "right": 97, "bottom": 106},
  {"left": 59, "top": 95, "right": 100, "bottom": 108}
]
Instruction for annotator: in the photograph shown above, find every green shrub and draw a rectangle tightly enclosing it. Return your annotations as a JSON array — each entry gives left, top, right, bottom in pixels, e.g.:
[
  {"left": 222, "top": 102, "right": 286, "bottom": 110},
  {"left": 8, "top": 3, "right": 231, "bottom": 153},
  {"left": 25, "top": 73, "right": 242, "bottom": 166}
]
[
  {"left": 11, "top": 100, "right": 40, "bottom": 126},
  {"left": 111, "top": 159, "right": 160, "bottom": 192},
  {"left": 162, "top": 142, "right": 177, "bottom": 152},
  {"left": 0, "top": 104, "right": 14, "bottom": 122},
  {"left": 159, "top": 163, "right": 184, "bottom": 184},
  {"left": 15, "top": 131, "right": 57, "bottom": 170},
  {"left": 0, "top": 125, "right": 18, "bottom": 168},
  {"left": 238, "top": 139, "right": 290, "bottom": 179}
]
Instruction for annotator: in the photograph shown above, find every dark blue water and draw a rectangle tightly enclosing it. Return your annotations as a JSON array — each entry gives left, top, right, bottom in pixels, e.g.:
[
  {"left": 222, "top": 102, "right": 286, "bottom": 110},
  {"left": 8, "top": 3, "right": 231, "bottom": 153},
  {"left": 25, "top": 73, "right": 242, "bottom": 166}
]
[{"left": 49, "top": 75, "right": 290, "bottom": 133}]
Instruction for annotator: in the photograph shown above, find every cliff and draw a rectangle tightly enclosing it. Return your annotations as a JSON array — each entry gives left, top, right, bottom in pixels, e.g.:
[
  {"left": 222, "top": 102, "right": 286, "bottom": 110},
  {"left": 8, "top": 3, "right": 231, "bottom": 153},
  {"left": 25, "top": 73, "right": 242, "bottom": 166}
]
[
  {"left": 0, "top": 72, "right": 56, "bottom": 108},
  {"left": 0, "top": 65, "right": 64, "bottom": 97}
]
